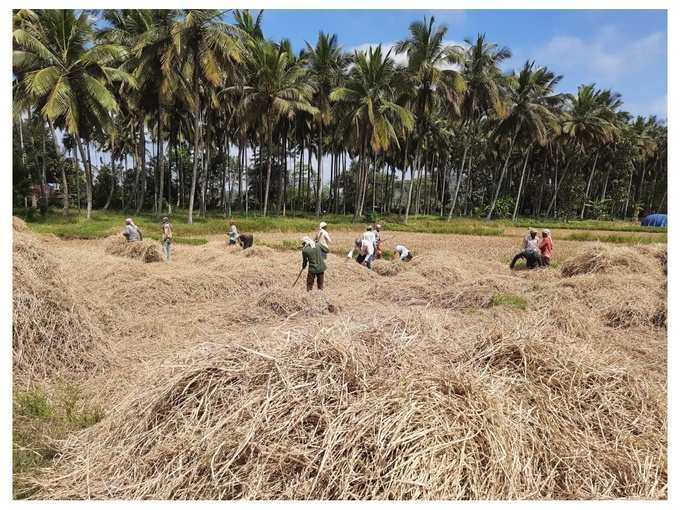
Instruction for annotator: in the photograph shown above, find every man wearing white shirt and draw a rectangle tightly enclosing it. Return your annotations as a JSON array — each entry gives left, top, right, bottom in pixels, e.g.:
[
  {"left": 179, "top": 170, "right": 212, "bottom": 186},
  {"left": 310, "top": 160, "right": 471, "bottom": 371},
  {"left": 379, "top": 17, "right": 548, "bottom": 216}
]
[
  {"left": 354, "top": 238, "right": 375, "bottom": 269},
  {"left": 394, "top": 244, "right": 413, "bottom": 261},
  {"left": 315, "top": 221, "right": 332, "bottom": 258}
]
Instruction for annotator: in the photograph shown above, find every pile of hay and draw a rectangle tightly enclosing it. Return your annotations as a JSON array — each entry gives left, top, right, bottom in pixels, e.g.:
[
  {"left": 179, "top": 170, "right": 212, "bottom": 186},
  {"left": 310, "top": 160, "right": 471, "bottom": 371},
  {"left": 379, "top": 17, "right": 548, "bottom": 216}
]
[
  {"left": 103, "top": 236, "right": 162, "bottom": 263},
  {"left": 371, "top": 259, "right": 407, "bottom": 277},
  {"left": 13, "top": 215, "right": 27, "bottom": 232},
  {"left": 32, "top": 313, "right": 666, "bottom": 499},
  {"left": 560, "top": 244, "right": 658, "bottom": 277},
  {"left": 241, "top": 246, "right": 276, "bottom": 258},
  {"left": 13, "top": 231, "right": 104, "bottom": 379},
  {"left": 256, "top": 289, "right": 337, "bottom": 317}
]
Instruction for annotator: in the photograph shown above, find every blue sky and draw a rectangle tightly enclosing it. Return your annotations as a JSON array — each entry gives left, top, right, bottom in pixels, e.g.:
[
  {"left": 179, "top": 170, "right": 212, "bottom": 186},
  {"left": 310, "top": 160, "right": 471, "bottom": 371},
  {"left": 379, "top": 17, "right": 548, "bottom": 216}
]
[{"left": 231, "top": 9, "right": 667, "bottom": 119}]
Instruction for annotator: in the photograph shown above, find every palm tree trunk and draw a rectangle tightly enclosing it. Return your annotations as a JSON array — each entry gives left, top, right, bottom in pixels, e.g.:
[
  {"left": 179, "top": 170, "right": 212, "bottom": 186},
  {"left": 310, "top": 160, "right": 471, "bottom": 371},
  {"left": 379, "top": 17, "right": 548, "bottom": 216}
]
[
  {"left": 315, "top": 121, "right": 323, "bottom": 217},
  {"left": 104, "top": 152, "right": 115, "bottom": 210},
  {"left": 263, "top": 115, "right": 274, "bottom": 216},
  {"left": 40, "top": 123, "right": 48, "bottom": 214},
  {"left": 188, "top": 68, "right": 201, "bottom": 224},
  {"left": 512, "top": 146, "right": 532, "bottom": 221},
  {"left": 404, "top": 147, "right": 419, "bottom": 224},
  {"left": 580, "top": 151, "right": 599, "bottom": 219},
  {"left": 487, "top": 132, "right": 517, "bottom": 220},
  {"left": 623, "top": 166, "right": 634, "bottom": 219},
  {"left": 48, "top": 120, "right": 69, "bottom": 216},
  {"left": 157, "top": 104, "right": 164, "bottom": 215},
  {"left": 447, "top": 145, "right": 468, "bottom": 221},
  {"left": 75, "top": 137, "right": 93, "bottom": 220},
  {"left": 135, "top": 126, "right": 146, "bottom": 214}
]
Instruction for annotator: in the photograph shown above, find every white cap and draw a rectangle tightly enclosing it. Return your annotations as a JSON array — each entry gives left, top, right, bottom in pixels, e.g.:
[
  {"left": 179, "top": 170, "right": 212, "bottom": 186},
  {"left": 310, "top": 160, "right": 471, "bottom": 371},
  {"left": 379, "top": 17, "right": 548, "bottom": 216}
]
[{"left": 320, "top": 221, "right": 327, "bottom": 229}]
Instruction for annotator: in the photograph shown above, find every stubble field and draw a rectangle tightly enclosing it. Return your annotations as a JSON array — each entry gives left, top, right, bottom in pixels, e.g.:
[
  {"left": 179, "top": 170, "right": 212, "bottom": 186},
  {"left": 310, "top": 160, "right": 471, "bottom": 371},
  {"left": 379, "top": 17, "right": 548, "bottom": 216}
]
[{"left": 12, "top": 218, "right": 667, "bottom": 500}]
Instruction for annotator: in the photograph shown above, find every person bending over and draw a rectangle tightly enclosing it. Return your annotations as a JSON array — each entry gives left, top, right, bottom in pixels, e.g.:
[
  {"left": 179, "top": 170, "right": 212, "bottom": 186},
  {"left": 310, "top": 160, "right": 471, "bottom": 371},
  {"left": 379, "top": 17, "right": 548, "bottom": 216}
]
[
  {"left": 510, "top": 228, "right": 541, "bottom": 269},
  {"left": 394, "top": 244, "right": 413, "bottom": 261},
  {"left": 355, "top": 238, "right": 375, "bottom": 269},
  {"left": 122, "top": 218, "right": 142, "bottom": 242},
  {"left": 238, "top": 233, "right": 254, "bottom": 249},
  {"left": 228, "top": 221, "right": 239, "bottom": 246}
]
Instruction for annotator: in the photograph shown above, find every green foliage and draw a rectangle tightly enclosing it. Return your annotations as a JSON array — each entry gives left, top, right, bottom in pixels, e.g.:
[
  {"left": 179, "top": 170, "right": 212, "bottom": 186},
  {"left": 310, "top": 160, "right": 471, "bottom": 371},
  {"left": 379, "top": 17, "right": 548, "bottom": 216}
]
[
  {"left": 13, "top": 383, "right": 105, "bottom": 499},
  {"left": 490, "top": 293, "right": 528, "bottom": 310},
  {"left": 566, "top": 232, "right": 667, "bottom": 245},
  {"left": 487, "top": 196, "right": 514, "bottom": 219}
]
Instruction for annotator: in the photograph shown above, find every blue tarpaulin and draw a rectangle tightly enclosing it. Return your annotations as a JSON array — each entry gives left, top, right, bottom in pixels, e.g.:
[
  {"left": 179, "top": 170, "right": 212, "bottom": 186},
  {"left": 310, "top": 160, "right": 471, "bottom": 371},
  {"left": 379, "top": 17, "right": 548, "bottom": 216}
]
[{"left": 640, "top": 213, "right": 667, "bottom": 227}]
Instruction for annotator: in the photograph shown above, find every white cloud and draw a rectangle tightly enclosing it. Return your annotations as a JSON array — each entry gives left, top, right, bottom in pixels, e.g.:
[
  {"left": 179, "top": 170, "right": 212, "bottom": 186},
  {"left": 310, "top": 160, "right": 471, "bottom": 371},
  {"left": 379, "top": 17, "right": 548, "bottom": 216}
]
[{"left": 533, "top": 29, "right": 665, "bottom": 80}]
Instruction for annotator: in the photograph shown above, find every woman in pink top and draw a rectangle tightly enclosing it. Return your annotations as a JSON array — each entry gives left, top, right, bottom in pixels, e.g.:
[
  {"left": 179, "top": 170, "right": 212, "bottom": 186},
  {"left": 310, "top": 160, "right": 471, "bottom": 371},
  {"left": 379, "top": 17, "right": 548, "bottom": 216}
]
[{"left": 539, "top": 229, "right": 553, "bottom": 266}]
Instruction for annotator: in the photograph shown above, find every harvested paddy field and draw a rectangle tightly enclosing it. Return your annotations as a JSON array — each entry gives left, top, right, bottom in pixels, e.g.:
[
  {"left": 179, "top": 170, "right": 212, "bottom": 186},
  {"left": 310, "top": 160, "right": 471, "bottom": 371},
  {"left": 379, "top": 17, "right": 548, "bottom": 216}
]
[{"left": 13, "top": 224, "right": 667, "bottom": 500}]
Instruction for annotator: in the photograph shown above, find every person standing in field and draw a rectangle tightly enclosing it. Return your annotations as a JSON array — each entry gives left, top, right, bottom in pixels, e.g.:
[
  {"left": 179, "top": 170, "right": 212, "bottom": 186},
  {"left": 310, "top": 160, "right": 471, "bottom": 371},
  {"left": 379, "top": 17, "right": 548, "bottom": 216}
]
[
  {"left": 122, "top": 218, "right": 142, "bottom": 242},
  {"left": 301, "top": 236, "right": 328, "bottom": 291},
  {"left": 394, "top": 244, "right": 413, "bottom": 261},
  {"left": 362, "top": 225, "right": 376, "bottom": 247},
  {"left": 374, "top": 224, "right": 383, "bottom": 258},
  {"left": 228, "top": 220, "right": 239, "bottom": 246},
  {"left": 510, "top": 228, "right": 541, "bottom": 269},
  {"left": 161, "top": 217, "right": 173, "bottom": 262},
  {"left": 315, "top": 221, "right": 331, "bottom": 258},
  {"left": 539, "top": 229, "right": 553, "bottom": 266}
]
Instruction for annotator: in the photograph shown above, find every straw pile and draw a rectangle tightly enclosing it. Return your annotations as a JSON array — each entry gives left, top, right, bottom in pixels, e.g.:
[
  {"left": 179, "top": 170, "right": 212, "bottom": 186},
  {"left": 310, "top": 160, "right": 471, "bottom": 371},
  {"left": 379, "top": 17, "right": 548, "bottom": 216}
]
[
  {"left": 104, "top": 236, "right": 162, "bottom": 263},
  {"left": 32, "top": 311, "right": 665, "bottom": 500},
  {"left": 256, "top": 289, "right": 338, "bottom": 317},
  {"left": 13, "top": 231, "right": 104, "bottom": 379},
  {"left": 13, "top": 215, "right": 27, "bottom": 232},
  {"left": 371, "top": 259, "right": 407, "bottom": 276},
  {"left": 560, "top": 243, "right": 658, "bottom": 277},
  {"left": 241, "top": 246, "right": 276, "bottom": 258}
]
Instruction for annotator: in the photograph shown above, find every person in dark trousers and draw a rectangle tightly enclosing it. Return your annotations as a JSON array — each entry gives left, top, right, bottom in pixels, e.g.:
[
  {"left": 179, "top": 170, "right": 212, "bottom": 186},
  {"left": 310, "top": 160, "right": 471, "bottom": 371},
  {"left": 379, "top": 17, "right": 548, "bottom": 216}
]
[
  {"left": 301, "top": 236, "right": 329, "bottom": 291},
  {"left": 238, "top": 233, "right": 254, "bottom": 249},
  {"left": 161, "top": 217, "right": 172, "bottom": 261},
  {"left": 510, "top": 228, "right": 541, "bottom": 269}
]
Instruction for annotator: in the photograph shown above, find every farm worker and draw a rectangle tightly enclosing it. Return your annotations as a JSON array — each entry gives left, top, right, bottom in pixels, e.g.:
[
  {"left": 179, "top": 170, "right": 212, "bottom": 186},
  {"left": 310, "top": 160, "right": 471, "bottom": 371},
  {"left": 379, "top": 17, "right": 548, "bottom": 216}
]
[
  {"left": 362, "top": 225, "right": 376, "bottom": 246},
  {"left": 228, "top": 221, "right": 239, "bottom": 246},
  {"left": 161, "top": 217, "right": 172, "bottom": 261},
  {"left": 301, "top": 236, "right": 328, "bottom": 291},
  {"left": 394, "top": 244, "right": 413, "bottom": 261},
  {"left": 122, "top": 218, "right": 142, "bottom": 242},
  {"left": 355, "top": 238, "right": 375, "bottom": 269},
  {"left": 509, "top": 228, "right": 541, "bottom": 269},
  {"left": 374, "top": 224, "right": 383, "bottom": 258},
  {"left": 539, "top": 229, "right": 553, "bottom": 266},
  {"left": 315, "top": 221, "right": 332, "bottom": 258},
  {"left": 238, "top": 233, "right": 254, "bottom": 249}
]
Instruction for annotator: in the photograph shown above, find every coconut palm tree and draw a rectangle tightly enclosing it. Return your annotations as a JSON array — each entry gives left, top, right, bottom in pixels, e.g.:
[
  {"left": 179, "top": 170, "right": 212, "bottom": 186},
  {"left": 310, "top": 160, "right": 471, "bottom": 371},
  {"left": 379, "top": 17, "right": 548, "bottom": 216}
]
[
  {"left": 396, "top": 16, "right": 465, "bottom": 222},
  {"left": 331, "top": 45, "right": 415, "bottom": 221},
  {"left": 235, "top": 39, "right": 316, "bottom": 216},
  {"left": 304, "top": 32, "right": 349, "bottom": 217},
  {"left": 13, "top": 8, "right": 135, "bottom": 219},
  {"left": 164, "top": 9, "right": 242, "bottom": 223},
  {"left": 486, "top": 60, "right": 563, "bottom": 219}
]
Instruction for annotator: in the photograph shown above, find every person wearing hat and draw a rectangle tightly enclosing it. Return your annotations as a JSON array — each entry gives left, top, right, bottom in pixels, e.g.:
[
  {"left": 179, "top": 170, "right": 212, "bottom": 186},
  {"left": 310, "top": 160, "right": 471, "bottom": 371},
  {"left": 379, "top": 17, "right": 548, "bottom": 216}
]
[
  {"left": 315, "top": 221, "right": 332, "bottom": 258},
  {"left": 122, "top": 218, "right": 142, "bottom": 242},
  {"left": 361, "top": 225, "right": 376, "bottom": 246},
  {"left": 539, "top": 229, "right": 553, "bottom": 266},
  {"left": 510, "top": 228, "right": 541, "bottom": 269},
  {"left": 301, "top": 236, "right": 328, "bottom": 291},
  {"left": 228, "top": 220, "right": 239, "bottom": 246},
  {"left": 161, "top": 217, "right": 173, "bottom": 261}
]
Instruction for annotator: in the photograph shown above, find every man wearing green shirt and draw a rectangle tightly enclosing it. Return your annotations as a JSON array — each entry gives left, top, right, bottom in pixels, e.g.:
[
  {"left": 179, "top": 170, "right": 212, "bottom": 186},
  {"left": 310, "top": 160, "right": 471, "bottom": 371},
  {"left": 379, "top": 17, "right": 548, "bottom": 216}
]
[{"left": 301, "top": 236, "right": 329, "bottom": 291}]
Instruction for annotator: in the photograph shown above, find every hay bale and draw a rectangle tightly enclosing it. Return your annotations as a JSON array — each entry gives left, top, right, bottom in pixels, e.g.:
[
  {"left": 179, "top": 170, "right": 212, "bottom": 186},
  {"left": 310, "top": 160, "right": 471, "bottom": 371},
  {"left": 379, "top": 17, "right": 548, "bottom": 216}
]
[
  {"left": 13, "top": 216, "right": 27, "bottom": 232},
  {"left": 560, "top": 243, "right": 657, "bottom": 277},
  {"left": 104, "top": 236, "right": 162, "bottom": 263},
  {"left": 13, "top": 231, "right": 104, "bottom": 378}
]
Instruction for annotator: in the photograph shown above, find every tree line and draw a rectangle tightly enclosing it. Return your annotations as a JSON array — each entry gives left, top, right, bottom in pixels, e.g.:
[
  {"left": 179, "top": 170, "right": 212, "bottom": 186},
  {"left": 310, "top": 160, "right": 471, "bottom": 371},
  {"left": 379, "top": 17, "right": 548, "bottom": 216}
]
[{"left": 12, "top": 9, "right": 667, "bottom": 223}]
